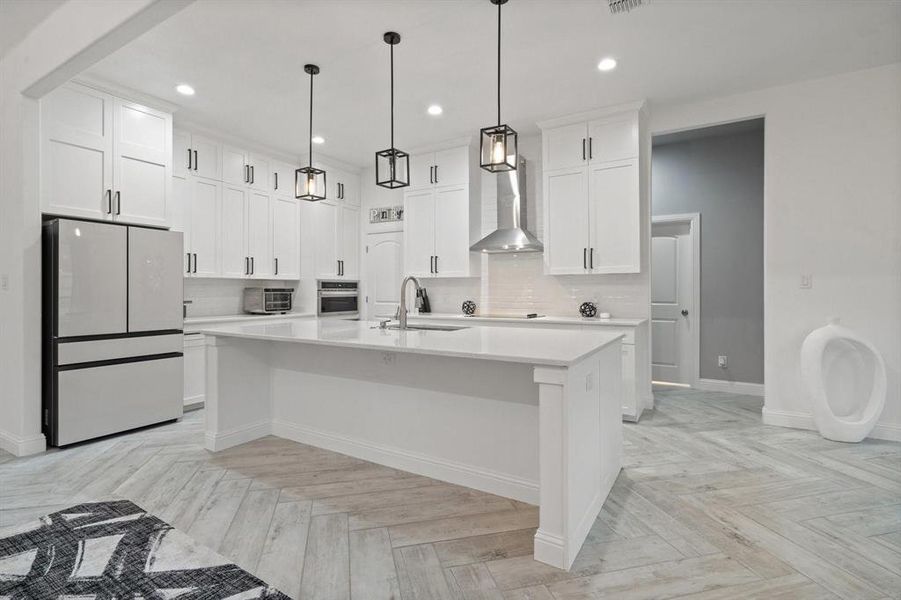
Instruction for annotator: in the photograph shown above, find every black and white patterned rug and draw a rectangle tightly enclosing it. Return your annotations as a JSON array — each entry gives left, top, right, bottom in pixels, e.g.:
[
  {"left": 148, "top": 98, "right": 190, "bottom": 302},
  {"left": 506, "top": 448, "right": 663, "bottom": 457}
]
[{"left": 0, "top": 499, "right": 290, "bottom": 599}]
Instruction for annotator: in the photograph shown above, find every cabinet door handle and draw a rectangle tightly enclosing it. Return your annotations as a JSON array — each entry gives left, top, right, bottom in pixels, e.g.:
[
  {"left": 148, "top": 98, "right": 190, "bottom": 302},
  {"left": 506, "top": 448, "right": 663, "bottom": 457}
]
[
  {"left": 193, "top": 253, "right": 197, "bottom": 273},
  {"left": 275, "top": 257, "right": 279, "bottom": 275},
  {"left": 187, "top": 148, "right": 192, "bottom": 170},
  {"left": 434, "top": 255, "right": 438, "bottom": 274},
  {"left": 250, "top": 256, "right": 254, "bottom": 275},
  {"left": 590, "top": 247, "right": 594, "bottom": 269},
  {"left": 250, "top": 165, "right": 255, "bottom": 184},
  {"left": 589, "top": 137, "right": 593, "bottom": 160},
  {"left": 106, "top": 189, "right": 112, "bottom": 214},
  {"left": 429, "top": 256, "right": 434, "bottom": 274},
  {"left": 245, "top": 257, "right": 249, "bottom": 275},
  {"left": 583, "top": 248, "right": 587, "bottom": 269},
  {"left": 186, "top": 252, "right": 191, "bottom": 274},
  {"left": 115, "top": 191, "right": 121, "bottom": 215},
  {"left": 244, "top": 165, "right": 249, "bottom": 183},
  {"left": 582, "top": 138, "right": 586, "bottom": 161},
  {"left": 434, "top": 165, "right": 438, "bottom": 183},
  {"left": 429, "top": 166, "right": 433, "bottom": 185},
  {"left": 274, "top": 172, "right": 278, "bottom": 190},
  {"left": 194, "top": 150, "right": 198, "bottom": 171}
]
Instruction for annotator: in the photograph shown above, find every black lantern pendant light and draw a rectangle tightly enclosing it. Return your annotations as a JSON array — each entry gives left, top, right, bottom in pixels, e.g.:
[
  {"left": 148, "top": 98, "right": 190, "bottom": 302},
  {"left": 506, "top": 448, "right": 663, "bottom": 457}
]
[
  {"left": 480, "top": 0, "right": 517, "bottom": 172},
  {"left": 375, "top": 32, "right": 410, "bottom": 189},
  {"left": 296, "top": 64, "right": 326, "bottom": 201}
]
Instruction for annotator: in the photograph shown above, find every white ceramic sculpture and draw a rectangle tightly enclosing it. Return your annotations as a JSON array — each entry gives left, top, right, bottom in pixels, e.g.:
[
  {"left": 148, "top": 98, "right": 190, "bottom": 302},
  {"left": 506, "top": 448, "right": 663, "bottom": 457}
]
[{"left": 800, "top": 318, "right": 886, "bottom": 442}]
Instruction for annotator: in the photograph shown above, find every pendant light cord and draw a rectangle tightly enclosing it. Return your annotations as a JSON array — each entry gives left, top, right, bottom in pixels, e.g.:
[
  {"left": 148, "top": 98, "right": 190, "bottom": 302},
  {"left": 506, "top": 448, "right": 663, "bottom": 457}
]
[
  {"left": 390, "top": 41, "right": 395, "bottom": 151},
  {"left": 308, "top": 69, "right": 314, "bottom": 169},
  {"left": 497, "top": 0, "right": 501, "bottom": 126}
]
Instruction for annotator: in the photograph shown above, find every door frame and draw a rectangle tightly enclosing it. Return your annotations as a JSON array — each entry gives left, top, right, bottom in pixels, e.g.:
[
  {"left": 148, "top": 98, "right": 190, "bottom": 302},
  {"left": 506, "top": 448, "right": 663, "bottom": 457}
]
[{"left": 651, "top": 212, "right": 701, "bottom": 388}]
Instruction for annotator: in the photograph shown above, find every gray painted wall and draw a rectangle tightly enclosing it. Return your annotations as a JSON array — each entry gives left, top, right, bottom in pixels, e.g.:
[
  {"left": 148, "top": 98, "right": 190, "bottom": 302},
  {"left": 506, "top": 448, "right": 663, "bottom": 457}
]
[{"left": 652, "top": 126, "right": 764, "bottom": 383}]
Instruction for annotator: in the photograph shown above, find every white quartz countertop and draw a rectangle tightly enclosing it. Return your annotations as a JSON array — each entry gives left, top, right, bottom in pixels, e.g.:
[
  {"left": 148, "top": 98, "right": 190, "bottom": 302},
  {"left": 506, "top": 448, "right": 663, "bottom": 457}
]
[
  {"left": 198, "top": 319, "right": 623, "bottom": 367},
  {"left": 406, "top": 313, "right": 647, "bottom": 327},
  {"left": 184, "top": 312, "right": 315, "bottom": 329}
]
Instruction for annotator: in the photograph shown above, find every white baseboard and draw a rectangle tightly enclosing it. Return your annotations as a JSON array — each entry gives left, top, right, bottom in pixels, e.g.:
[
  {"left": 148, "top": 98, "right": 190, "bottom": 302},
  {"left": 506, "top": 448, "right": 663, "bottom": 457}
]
[
  {"left": 695, "top": 378, "right": 765, "bottom": 397},
  {"left": 762, "top": 407, "right": 901, "bottom": 442},
  {"left": 205, "top": 420, "right": 271, "bottom": 451},
  {"left": 0, "top": 429, "right": 46, "bottom": 457},
  {"left": 271, "top": 419, "right": 539, "bottom": 504}
]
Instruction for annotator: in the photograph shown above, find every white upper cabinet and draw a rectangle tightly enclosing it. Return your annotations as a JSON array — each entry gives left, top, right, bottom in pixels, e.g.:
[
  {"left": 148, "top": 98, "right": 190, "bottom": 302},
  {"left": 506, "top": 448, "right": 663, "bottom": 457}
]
[
  {"left": 543, "top": 122, "right": 588, "bottom": 171},
  {"left": 272, "top": 197, "right": 300, "bottom": 279},
  {"left": 272, "top": 161, "right": 297, "bottom": 198},
  {"left": 402, "top": 189, "right": 436, "bottom": 278},
  {"left": 246, "top": 190, "right": 273, "bottom": 278},
  {"left": 184, "top": 178, "right": 220, "bottom": 278},
  {"left": 174, "top": 130, "right": 190, "bottom": 179},
  {"left": 589, "top": 159, "right": 639, "bottom": 272},
  {"left": 313, "top": 201, "right": 339, "bottom": 279},
  {"left": 221, "top": 145, "right": 248, "bottom": 186},
  {"left": 588, "top": 117, "right": 639, "bottom": 163},
  {"left": 248, "top": 153, "right": 271, "bottom": 191},
  {"left": 410, "top": 145, "right": 469, "bottom": 190},
  {"left": 540, "top": 106, "right": 643, "bottom": 275},
  {"left": 190, "top": 134, "right": 221, "bottom": 180},
  {"left": 41, "top": 82, "right": 171, "bottom": 226},
  {"left": 340, "top": 205, "right": 360, "bottom": 279},
  {"left": 220, "top": 184, "right": 248, "bottom": 278},
  {"left": 112, "top": 99, "right": 171, "bottom": 227},
  {"left": 403, "top": 144, "right": 479, "bottom": 278},
  {"left": 544, "top": 167, "right": 590, "bottom": 274}
]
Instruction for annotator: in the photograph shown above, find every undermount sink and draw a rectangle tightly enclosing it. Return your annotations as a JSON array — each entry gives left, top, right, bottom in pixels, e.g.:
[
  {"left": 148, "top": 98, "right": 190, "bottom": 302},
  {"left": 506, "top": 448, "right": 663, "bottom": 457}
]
[{"left": 384, "top": 324, "right": 468, "bottom": 332}]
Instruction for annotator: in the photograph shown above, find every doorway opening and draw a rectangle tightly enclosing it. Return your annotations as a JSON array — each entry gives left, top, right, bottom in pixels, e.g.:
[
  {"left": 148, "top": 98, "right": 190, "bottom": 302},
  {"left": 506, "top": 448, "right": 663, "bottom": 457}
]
[{"left": 650, "top": 118, "right": 765, "bottom": 396}]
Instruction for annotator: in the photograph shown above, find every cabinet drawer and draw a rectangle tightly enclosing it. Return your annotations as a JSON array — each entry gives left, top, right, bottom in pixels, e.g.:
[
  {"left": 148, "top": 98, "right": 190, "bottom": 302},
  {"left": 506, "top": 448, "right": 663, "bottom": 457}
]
[{"left": 57, "top": 355, "right": 183, "bottom": 445}]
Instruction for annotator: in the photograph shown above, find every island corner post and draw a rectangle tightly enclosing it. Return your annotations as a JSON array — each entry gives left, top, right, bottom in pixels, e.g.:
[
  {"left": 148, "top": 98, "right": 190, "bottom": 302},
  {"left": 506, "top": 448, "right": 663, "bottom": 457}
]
[{"left": 201, "top": 326, "right": 623, "bottom": 570}]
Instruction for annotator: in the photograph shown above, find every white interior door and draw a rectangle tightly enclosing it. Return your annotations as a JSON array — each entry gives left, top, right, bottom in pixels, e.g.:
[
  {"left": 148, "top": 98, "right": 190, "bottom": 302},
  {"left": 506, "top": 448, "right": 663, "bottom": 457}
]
[
  {"left": 365, "top": 232, "right": 402, "bottom": 319},
  {"left": 651, "top": 219, "right": 695, "bottom": 384}
]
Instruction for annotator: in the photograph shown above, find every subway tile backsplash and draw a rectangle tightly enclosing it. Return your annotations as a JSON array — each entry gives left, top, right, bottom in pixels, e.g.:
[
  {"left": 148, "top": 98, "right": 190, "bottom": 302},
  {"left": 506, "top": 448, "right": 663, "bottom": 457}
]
[
  {"left": 424, "top": 253, "right": 646, "bottom": 318},
  {"left": 183, "top": 278, "right": 298, "bottom": 318}
]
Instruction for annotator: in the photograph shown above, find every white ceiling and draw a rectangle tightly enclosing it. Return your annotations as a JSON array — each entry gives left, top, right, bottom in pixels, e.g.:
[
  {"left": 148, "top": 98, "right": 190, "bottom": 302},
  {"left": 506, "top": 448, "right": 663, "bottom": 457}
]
[
  {"left": 0, "top": 0, "right": 66, "bottom": 60},
  {"left": 85, "top": 0, "right": 901, "bottom": 167}
]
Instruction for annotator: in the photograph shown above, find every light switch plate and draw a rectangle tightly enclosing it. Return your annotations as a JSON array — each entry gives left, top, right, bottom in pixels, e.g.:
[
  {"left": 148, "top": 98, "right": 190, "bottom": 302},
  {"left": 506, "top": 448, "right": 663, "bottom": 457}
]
[{"left": 800, "top": 274, "right": 813, "bottom": 289}]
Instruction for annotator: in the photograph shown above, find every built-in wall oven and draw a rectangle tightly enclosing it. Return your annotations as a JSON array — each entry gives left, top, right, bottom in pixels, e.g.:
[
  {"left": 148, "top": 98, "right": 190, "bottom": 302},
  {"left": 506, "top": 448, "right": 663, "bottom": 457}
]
[{"left": 317, "top": 280, "right": 359, "bottom": 317}]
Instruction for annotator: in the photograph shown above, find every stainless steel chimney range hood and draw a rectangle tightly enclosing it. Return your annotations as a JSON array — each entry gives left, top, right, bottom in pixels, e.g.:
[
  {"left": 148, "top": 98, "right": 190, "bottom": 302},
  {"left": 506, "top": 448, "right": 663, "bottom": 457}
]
[{"left": 470, "top": 157, "right": 544, "bottom": 253}]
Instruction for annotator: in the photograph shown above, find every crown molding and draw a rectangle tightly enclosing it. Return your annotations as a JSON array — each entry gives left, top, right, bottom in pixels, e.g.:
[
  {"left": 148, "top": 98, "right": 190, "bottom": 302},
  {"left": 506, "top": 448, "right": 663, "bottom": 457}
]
[{"left": 536, "top": 99, "right": 647, "bottom": 130}]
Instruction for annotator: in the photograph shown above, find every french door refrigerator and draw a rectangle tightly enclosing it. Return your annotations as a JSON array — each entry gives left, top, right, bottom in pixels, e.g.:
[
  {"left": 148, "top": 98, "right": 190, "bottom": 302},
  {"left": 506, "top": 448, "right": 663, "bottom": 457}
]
[{"left": 43, "top": 218, "right": 184, "bottom": 446}]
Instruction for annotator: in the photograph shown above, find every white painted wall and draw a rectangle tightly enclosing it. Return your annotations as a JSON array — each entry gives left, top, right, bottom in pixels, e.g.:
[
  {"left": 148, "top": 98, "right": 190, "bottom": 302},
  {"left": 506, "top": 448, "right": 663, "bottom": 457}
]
[
  {"left": 651, "top": 63, "right": 901, "bottom": 440},
  {"left": 0, "top": 0, "right": 189, "bottom": 456}
]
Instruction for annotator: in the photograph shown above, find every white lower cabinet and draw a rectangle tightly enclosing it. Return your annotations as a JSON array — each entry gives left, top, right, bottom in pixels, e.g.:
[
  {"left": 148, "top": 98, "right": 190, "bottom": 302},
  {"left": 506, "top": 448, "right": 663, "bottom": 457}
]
[{"left": 183, "top": 334, "right": 205, "bottom": 409}]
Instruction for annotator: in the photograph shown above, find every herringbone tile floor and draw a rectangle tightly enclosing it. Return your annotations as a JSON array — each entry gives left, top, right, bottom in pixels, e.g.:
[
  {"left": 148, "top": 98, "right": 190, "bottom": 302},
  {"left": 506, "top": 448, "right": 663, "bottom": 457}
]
[{"left": 1, "top": 389, "right": 899, "bottom": 599}]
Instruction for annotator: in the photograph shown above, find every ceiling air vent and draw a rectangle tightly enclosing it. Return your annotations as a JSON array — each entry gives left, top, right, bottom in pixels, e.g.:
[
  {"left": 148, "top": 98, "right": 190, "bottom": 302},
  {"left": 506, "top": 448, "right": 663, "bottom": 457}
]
[{"left": 609, "top": 0, "right": 643, "bottom": 14}]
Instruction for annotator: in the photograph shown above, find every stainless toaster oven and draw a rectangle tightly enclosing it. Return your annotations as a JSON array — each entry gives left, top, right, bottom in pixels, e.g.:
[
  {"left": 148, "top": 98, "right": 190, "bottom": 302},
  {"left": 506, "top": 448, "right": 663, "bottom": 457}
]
[{"left": 243, "top": 287, "right": 294, "bottom": 314}]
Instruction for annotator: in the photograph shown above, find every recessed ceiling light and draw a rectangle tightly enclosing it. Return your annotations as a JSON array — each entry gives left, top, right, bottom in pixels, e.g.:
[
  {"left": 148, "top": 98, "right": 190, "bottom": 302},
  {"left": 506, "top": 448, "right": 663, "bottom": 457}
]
[
  {"left": 175, "top": 84, "right": 195, "bottom": 96},
  {"left": 311, "top": 135, "right": 325, "bottom": 144},
  {"left": 427, "top": 104, "right": 443, "bottom": 116},
  {"left": 597, "top": 57, "right": 617, "bottom": 72}
]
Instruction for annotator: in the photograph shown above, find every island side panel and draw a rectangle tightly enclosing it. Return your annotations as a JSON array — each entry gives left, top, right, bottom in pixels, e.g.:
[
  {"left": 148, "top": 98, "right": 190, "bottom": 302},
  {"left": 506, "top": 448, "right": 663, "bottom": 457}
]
[
  {"left": 204, "top": 335, "right": 273, "bottom": 451},
  {"left": 533, "top": 339, "right": 623, "bottom": 570},
  {"left": 266, "top": 342, "right": 541, "bottom": 503}
]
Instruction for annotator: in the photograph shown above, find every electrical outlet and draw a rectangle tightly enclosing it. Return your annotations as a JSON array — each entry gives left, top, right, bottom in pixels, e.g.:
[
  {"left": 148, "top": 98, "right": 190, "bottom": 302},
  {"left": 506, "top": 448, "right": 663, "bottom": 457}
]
[
  {"left": 800, "top": 274, "right": 813, "bottom": 289},
  {"left": 0, "top": 274, "right": 8, "bottom": 291},
  {"left": 718, "top": 355, "right": 728, "bottom": 368},
  {"left": 382, "top": 352, "right": 396, "bottom": 366},
  {"left": 585, "top": 373, "right": 594, "bottom": 392}
]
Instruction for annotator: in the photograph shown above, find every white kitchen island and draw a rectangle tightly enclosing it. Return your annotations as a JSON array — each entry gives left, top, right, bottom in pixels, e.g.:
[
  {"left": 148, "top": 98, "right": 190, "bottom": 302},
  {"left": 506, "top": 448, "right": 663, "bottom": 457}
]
[{"left": 200, "top": 319, "right": 623, "bottom": 570}]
